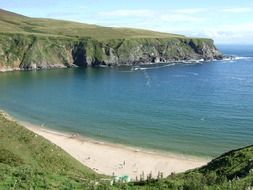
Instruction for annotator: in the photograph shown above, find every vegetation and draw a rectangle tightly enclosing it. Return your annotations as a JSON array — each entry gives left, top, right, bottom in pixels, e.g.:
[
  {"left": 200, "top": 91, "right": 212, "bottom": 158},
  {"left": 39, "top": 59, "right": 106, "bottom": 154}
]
[
  {"left": 0, "top": 111, "right": 252, "bottom": 189},
  {"left": 0, "top": 112, "right": 113, "bottom": 189},
  {"left": 129, "top": 146, "right": 253, "bottom": 190},
  {"left": 0, "top": 9, "right": 183, "bottom": 41}
]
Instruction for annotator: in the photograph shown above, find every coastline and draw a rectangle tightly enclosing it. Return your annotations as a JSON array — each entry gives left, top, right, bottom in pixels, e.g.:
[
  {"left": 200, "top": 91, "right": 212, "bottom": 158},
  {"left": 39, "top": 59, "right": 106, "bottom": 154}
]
[
  {"left": 1, "top": 110, "right": 210, "bottom": 180},
  {"left": 0, "top": 59, "right": 219, "bottom": 73},
  {"left": 0, "top": 67, "right": 21, "bottom": 72}
]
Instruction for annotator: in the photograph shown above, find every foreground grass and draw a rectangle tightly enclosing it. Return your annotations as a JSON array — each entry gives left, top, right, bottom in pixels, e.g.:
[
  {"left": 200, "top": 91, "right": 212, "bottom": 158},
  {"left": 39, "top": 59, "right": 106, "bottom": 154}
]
[
  {"left": 0, "top": 111, "right": 253, "bottom": 189},
  {"left": 0, "top": 112, "right": 113, "bottom": 189},
  {"left": 130, "top": 146, "right": 253, "bottom": 190}
]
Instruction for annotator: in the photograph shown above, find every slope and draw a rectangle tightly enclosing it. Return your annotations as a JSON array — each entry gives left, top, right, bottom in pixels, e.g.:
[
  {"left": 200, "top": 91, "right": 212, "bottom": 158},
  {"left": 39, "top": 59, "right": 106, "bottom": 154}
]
[{"left": 0, "top": 9, "right": 183, "bottom": 40}]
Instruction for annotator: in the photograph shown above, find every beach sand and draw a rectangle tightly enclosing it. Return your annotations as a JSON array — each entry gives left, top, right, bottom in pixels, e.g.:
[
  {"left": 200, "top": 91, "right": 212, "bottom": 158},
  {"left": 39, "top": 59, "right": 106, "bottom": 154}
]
[
  {"left": 18, "top": 121, "right": 209, "bottom": 180},
  {"left": 2, "top": 111, "right": 209, "bottom": 180}
]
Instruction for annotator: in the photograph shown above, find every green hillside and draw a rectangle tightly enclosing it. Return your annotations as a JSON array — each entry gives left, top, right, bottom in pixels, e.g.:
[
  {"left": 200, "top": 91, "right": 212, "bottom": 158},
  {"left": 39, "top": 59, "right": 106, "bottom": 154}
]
[
  {"left": 0, "top": 111, "right": 252, "bottom": 190},
  {"left": 131, "top": 147, "right": 253, "bottom": 190},
  {"left": 0, "top": 112, "right": 112, "bottom": 189},
  {"left": 0, "top": 9, "right": 183, "bottom": 40}
]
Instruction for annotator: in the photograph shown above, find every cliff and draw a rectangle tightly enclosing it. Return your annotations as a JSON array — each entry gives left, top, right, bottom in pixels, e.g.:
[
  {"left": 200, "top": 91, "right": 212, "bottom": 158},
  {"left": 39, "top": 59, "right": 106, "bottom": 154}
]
[
  {"left": 0, "top": 9, "right": 223, "bottom": 71},
  {"left": 0, "top": 33, "right": 222, "bottom": 71}
]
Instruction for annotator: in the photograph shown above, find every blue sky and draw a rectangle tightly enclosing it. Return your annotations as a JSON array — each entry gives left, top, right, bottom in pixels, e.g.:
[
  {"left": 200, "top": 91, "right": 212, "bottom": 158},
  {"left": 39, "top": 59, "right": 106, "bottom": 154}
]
[{"left": 1, "top": 0, "right": 253, "bottom": 44}]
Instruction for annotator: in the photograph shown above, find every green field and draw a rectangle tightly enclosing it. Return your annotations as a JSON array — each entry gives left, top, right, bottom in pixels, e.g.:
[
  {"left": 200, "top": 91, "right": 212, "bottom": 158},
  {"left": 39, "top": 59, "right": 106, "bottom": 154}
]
[{"left": 0, "top": 9, "right": 184, "bottom": 41}]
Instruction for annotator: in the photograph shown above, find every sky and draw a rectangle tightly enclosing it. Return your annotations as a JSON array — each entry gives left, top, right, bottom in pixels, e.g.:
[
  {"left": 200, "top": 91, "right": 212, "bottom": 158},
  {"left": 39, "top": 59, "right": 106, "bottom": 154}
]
[{"left": 0, "top": 0, "right": 253, "bottom": 44}]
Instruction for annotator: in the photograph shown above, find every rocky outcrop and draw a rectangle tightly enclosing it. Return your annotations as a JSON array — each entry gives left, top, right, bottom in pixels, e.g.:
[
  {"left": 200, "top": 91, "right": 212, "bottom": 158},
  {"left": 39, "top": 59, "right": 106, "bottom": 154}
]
[{"left": 0, "top": 33, "right": 223, "bottom": 71}]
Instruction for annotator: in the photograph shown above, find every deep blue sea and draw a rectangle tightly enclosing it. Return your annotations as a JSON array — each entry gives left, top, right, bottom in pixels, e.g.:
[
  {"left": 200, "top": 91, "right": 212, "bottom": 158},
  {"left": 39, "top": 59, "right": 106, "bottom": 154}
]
[{"left": 0, "top": 44, "right": 253, "bottom": 157}]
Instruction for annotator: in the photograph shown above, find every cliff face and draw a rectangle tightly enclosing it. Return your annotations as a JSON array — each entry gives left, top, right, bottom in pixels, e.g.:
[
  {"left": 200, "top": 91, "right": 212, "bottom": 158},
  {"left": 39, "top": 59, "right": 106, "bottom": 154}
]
[{"left": 0, "top": 33, "right": 223, "bottom": 71}]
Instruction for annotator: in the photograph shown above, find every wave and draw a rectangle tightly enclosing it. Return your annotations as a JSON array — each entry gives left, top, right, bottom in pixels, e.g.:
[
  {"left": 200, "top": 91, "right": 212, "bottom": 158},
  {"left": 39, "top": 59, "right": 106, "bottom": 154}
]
[
  {"left": 221, "top": 56, "right": 253, "bottom": 61},
  {"left": 119, "top": 55, "right": 252, "bottom": 72},
  {"left": 172, "top": 74, "right": 187, "bottom": 78},
  {"left": 226, "top": 76, "right": 244, "bottom": 81},
  {"left": 181, "top": 59, "right": 205, "bottom": 64},
  {"left": 234, "top": 56, "right": 253, "bottom": 60},
  {"left": 133, "top": 63, "right": 176, "bottom": 71},
  {"left": 185, "top": 72, "right": 199, "bottom": 76}
]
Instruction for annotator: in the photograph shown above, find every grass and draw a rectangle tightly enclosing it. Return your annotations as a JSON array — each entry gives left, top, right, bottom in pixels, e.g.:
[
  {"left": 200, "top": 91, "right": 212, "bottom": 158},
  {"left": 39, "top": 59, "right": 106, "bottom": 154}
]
[
  {"left": 129, "top": 147, "right": 253, "bottom": 190},
  {"left": 0, "top": 112, "right": 113, "bottom": 189},
  {"left": 0, "top": 9, "right": 184, "bottom": 41}
]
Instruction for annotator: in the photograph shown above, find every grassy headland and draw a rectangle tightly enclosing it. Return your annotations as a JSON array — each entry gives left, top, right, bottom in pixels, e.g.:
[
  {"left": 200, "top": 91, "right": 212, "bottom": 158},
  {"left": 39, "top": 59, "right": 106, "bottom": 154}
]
[{"left": 0, "top": 9, "right": 223, "bottom": 71}]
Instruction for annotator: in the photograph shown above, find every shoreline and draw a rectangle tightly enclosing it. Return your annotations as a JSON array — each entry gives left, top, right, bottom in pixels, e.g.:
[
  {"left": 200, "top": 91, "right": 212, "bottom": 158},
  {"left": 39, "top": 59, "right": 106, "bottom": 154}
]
[
  {"left": 0, "top": 57, "right": 229, "bottom": 73},
  {"left": 1, "top": 110, "right": 210, "bottom": 180}
]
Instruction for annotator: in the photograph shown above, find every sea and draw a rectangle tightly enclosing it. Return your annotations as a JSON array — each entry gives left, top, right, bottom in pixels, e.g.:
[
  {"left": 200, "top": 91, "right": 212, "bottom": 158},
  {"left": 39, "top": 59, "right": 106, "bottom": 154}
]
[{"left": 0, "top": 44, "right": 252, "bottom": 158}]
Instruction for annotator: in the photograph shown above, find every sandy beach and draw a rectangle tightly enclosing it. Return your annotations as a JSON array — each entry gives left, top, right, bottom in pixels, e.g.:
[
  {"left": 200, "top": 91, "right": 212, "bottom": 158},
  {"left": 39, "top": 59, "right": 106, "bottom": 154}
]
[
  {"left": 1, "top": 110, "right": 209, "bottom": 180},
  {"left": 8, "top": 119, "right": 208, "bottom": 180}
]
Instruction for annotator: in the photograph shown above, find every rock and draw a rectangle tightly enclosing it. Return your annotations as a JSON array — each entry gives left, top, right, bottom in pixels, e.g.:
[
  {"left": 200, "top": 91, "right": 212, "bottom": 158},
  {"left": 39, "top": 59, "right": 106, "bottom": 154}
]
[{"left": 0, "top": 33, "right": 223, "bottom": 71}]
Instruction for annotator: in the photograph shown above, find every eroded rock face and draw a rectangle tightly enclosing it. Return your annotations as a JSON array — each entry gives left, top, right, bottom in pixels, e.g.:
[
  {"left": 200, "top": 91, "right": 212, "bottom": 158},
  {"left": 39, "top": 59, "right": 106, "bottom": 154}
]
[{"left": 0, "top": 34, "right": 223, "bottom": 71}]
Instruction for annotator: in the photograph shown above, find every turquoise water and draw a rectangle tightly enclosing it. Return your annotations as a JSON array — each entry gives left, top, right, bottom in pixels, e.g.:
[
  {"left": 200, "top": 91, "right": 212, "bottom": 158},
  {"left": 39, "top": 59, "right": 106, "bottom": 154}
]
[{"left": 0, "top": 45, "right": 253, "bottom": 157}]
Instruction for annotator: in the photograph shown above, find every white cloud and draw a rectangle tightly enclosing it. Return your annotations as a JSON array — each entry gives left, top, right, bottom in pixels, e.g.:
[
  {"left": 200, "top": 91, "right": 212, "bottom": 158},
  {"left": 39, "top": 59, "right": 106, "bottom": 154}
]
[
  {"left": 98, "top": 8, "right": 204, "bottom": 23},
  {"left": 173, "top": 8, "right": 206, "bottom": 14},
  {"left": 96, "top": 8, "right": 253, "bottom": 44},
  {"left": 178, "top": 22, "right": 253, "bottom": 44},
  {"left": 98, "top": 7, "right": 252, "bottom": 19},
  {"left": 98, "top": 9, "right": 154, "bottom": 17},
  {"left": 221, "top": 7, "right": 252, "bottom": 13},
  {"left": 158, "top": 8, "right": 205, "bottom": 22},
  {"left": 159, "top": 14, "right": 203, "bottom": 22},
  {"left": 216, "top": 22, "right": 253, "bottom": 32}
]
